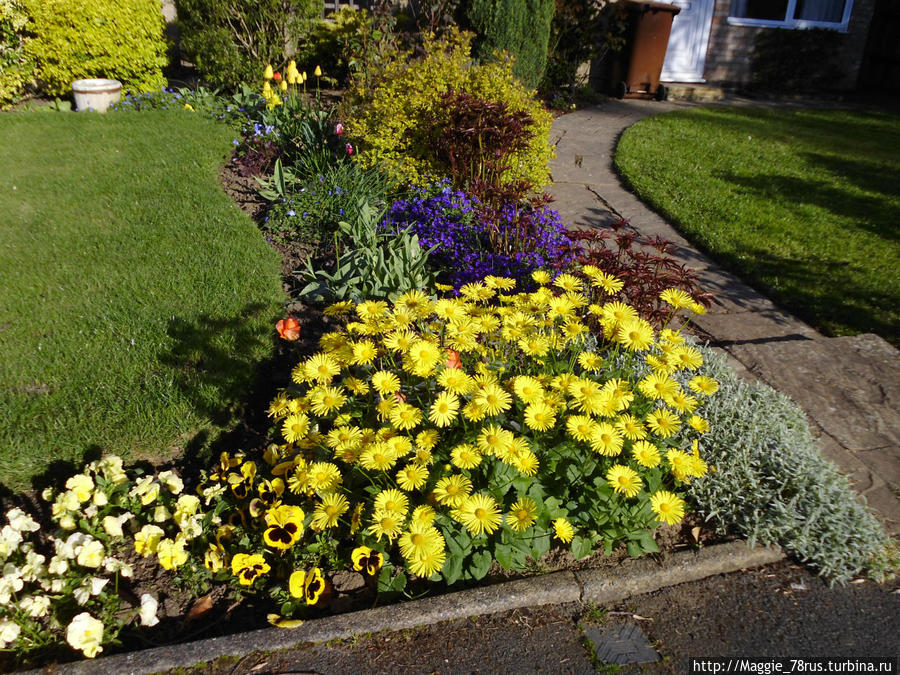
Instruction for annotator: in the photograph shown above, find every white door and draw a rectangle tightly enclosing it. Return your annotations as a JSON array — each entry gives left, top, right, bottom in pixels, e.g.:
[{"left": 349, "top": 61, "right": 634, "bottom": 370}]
[{"left": 661, "top": 0, "right": 715, "bottom": 83}]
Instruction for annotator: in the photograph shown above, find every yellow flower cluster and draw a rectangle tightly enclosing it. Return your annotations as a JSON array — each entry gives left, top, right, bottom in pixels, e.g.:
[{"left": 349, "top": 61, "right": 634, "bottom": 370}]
[
  {"left": 210, "top": 273, "right": 715, "bottom": 585},
  {"left": 262, "top": 61, "right": 318, "bottom": 108}
]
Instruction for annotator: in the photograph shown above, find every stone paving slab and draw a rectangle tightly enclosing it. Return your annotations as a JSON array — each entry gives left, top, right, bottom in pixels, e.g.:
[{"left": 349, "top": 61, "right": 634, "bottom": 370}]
[{"left": 548, "top": 102, "right": 900, "bottom": 536}]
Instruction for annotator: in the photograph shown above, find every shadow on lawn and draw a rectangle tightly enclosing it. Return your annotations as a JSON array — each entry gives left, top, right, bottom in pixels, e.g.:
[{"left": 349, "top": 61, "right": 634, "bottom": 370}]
[
  {"left": 161, "top": 301, "right": 333, "bottom": 475},
  {"left": 691, "top": 234, "right": 899, "bottom": 345}
]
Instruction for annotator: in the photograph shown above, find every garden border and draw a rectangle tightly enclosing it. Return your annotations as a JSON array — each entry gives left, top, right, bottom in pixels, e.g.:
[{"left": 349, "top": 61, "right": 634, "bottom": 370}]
[{"left": 40, "top": 541, "right": 784, "bottom": 674}]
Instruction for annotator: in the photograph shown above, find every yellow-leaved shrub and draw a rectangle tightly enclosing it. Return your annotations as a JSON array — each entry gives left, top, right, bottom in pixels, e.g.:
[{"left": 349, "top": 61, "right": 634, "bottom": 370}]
[
  {"left": 23, "top": 0, "right": 167, "bottom": 96},
  {"left": 0, "top": 0, "right": 32, "bottom": 108},
  {"left": 346, "top": 29, "right": 554, "bottom": 190}
]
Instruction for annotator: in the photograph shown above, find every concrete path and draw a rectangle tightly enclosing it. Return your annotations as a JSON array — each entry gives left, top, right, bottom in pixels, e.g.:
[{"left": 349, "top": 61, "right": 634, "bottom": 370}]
[{"left": 547, "top": 99, "right": 900, "bottom": 535}]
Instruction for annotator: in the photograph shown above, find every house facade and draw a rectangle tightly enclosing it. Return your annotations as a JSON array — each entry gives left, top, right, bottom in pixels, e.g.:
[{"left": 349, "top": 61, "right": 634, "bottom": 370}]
[{"left": 660, "top": 0, "right": 880, "bottom": 89}]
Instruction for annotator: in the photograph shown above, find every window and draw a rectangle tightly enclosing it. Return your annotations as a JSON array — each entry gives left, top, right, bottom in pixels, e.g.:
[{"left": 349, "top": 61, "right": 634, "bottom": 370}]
[{"left": 729, "top": 0, "right": 852, "bottom": 29}]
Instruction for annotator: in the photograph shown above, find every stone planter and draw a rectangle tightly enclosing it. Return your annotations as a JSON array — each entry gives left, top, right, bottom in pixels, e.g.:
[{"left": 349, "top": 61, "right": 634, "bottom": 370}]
[{"left": 72, "top": 78, "right": 122, "bottom": 113}]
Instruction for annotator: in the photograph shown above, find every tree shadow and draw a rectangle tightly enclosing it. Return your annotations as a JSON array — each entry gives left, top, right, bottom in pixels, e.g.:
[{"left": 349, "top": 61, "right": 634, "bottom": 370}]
[
  {"left": 691, "top": 237, "right": 899, "bottom": 343},
  {"left": 717, "top": 168, "right": 900, "bottom": 243}
]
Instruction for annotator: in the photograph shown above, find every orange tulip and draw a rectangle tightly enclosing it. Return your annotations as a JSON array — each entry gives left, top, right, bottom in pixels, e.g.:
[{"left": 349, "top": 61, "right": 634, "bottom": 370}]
[
  {"left": 445, "top": 349, "right": 462, "bottom": 369},
  {"left": 276, "top": 318, "right": 301, "bottom": 341}
]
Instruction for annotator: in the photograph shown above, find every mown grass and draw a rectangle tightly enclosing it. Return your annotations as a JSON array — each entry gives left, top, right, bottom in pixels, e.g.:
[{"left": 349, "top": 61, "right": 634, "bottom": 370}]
[
  {"left": 0, "top": 111, "right": 285, "bottom": 489},
  {"left": 614, "top": 106, "right": 900, "bottom": 345}
]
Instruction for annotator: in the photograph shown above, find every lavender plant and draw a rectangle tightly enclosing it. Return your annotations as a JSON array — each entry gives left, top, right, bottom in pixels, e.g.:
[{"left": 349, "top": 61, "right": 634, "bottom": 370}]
[{"left": 681, "top": 347, "right": 899, "bottom": 584}]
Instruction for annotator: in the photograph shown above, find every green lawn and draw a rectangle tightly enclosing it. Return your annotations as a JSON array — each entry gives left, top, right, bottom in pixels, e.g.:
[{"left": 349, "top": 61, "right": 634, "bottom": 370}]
[
  {"left": 0, "top": 111, "right": 285, "bottom": 489},
  {"left": 614, "top": 107, "right": 900, "bottom": 345}
]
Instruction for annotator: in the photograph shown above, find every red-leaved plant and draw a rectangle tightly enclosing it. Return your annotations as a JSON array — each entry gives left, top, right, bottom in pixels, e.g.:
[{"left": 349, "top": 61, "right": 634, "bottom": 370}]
[{"left": 565, "top": 217, "right": 715, "bottom": 327}]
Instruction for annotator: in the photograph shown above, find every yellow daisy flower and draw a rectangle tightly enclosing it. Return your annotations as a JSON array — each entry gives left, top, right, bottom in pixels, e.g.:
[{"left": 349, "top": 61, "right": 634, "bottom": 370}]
[
  {"left": 451, "top": 443, "right": 482, "bottom": 469},
  {"left": 524, "top": 401, "right": 556, "bottom": 431},
  {"left": 660, "top": 288, "right": 693, "bottom": 309},
  {"left": 646, "top": 408, "right": 681, "bottom": 438},
  {"left": 553, "top": 517, "right": 574, "bottom": 543},
  {"left": 688, "top": 375, "right": 719, "bottom": 396},
  {"left": 455, "top": 493, "right": 502, "bottom": 536},
  {"left": 396, "top": 463, "right": 429, "bottom": 491},
  {"left": 433, "top": 474, "right": 472, "bottom": 508},
  {"left": 474, "top": 382, "right": 512, "bottom": 416},
  {"left": 631, "top": 440, "right": 661, "bottom": 468},
  {"left": 428, "top": 390, "right": 460, "bottom": 427},
  {"left": 374, "top": 488, "right": 409, "bottom": 517},
  {"left": 371, "top": 370, "right": 401, "bottom": 395},
  {"left": 650, "top": 491, "right": 685, "bottom": 525},
  {"left": 606, "top": 464, "right": 642, "bottom": 498},
  {"left": 507, "top": 497, "right": 538, "bottom": 532}
]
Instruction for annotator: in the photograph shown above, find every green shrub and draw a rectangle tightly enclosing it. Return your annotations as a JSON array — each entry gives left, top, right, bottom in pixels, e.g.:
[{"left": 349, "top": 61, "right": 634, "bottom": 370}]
[
  {"left": 299, "top": 6, "right": 373, "bottom": 87},
  {"left": 542, "top": 0, "right": 628, "bottom": 94},
  {"left": 461, "top": 0, "right": 555, "bottom": 89},
  {"left": 348, "top": 29, "right": 554, "bottom": 190},
  {"left": 684, "top": 347, "right": 898, "bottom": 584},
  {"left": 0, "top": 0, "right": 32, "bottom": 108},
  {"left": 22, "top": 0, "right": 168, "bottom": 96},
  {"left": 175, "top": 0, "right": 323, "bottom": 90}
]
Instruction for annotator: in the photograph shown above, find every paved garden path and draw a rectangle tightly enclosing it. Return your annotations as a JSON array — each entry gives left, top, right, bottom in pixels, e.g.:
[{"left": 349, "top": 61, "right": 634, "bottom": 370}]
[{"left": 547, "top": 99, "right": 900, "bottom": 535}]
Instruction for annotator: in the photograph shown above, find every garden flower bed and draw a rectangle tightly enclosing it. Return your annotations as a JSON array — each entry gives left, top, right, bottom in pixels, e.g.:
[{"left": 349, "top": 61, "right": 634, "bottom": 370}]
[{"left": 2, "top": 32, "right": 896, "bottom": 670}]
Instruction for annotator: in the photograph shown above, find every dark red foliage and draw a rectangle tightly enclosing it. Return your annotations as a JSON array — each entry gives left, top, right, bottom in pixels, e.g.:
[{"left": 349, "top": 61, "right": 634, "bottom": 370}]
[
  {"left": 565, "top": 217, "right": 715, "bottom": 327},
  {"left": 234, "top": 138, "right": 281, "bottom": 178}
]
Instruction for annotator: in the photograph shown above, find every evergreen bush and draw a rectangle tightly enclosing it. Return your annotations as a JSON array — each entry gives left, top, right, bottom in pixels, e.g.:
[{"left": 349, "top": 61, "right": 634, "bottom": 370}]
[{"left": 461, "top": 0, "right": 555, "bottom": 89}]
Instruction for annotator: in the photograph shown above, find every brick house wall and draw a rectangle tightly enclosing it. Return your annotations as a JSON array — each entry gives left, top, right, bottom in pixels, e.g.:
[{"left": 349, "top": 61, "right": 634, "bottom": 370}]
[{"left": 702, "top": 0, "right": 878, "bottom": 89}]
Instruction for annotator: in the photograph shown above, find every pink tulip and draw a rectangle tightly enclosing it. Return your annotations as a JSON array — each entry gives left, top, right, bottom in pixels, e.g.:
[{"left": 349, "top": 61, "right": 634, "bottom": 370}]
[
  {"left": 345, "top": 143, "right": 354, "bottom": 155},
  {"left": 335, "top": 123, "right": 344, "bottom": 136}
]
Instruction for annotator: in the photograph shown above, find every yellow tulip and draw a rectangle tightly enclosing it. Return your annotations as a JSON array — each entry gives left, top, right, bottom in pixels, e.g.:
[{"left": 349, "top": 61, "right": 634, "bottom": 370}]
[
  {"left": 279, "top": 79, "right": 288, "bottom": 91},
  {"left": 264, "top": 64, "right": 274, "bottom": 80},
  {"left": 314, "top": 65, "right": 322, "bottom": 77}
]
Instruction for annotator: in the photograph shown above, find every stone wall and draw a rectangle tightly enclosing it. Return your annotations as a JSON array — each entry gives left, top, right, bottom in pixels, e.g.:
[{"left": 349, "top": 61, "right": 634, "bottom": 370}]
[{"left": 702, "top": 0, "right": 878, "bottom": 89}]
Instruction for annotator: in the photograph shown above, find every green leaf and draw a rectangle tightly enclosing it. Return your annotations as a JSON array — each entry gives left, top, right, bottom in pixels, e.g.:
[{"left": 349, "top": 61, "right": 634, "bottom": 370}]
[
  {"left": 531, "top": 530, "right": 551, "bottom": 559},
  {"left": 377, "top": 565, "right": 407, "bottom": 593},
  {"left": 571, "top": 535, "right": 595, "bottom": 560},
  {"left": 495, "top": 543, "right": 514, "bottom": 570},
  {"left": 626, "top": 540, "right": 643, "bottom": 558},
  {"left": 638, "top": 531, "right": 659, "bottom": 553},
  {"left": 442, "top": 552, "right": 463, "bottom": 585},
  {"left": 469, "top": 551, "right": 492, "bottom": 580}
]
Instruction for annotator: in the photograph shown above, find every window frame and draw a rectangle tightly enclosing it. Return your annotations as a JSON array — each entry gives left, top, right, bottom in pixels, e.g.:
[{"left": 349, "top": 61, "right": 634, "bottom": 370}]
[{"left": 727, "top": 0, "right": 854, "bottom": 31}]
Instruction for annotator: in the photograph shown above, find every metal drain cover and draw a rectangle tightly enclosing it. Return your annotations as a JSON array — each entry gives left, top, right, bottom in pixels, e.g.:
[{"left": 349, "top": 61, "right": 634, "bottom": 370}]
[{"left": 583, "top": 622, "right": 660, "bottom": 666}]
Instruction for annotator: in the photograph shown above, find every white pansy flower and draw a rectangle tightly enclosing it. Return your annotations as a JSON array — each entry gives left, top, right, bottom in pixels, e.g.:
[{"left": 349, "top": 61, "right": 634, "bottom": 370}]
[
  {"left": 76, "top": 539, "right": 105, "bottom": 568},
  {"left": 48, "top": 554, "right": 69, "bottom": 576},
  {"left": 103, "top": 557, "right": 133, "bottom": 577},
  {"left": 138, "top": 594, "right": 160, "bottom": 626},
  {"left": 0, "top": 564, "right": 24, "bottom": 604},
  {"left": 20, "top": 594, "right": 51, "bottom": 618},
  {"left": 153, "top": 505, "right": 171, "bottom": 523},
  {"left": 20, "top": 550, "right": 46, "bottom": 582},
  {"left": 0, "top": 525, "right": 23, "bottom": 560},
  {"left": 65, "top": 474, "right": 94, "bottom": 502},
  {"left": 0, "top": 619, "right": 20, "bottom": 648},
  {"left": 98, "top": 455, "right": 128, "bottom": 484},
  {"left": 158, "top": 470, "right": 184, "bottom": 495},
  {"left": 6, "top": 508, "right": 40, "bottom": 533},
  {"left": 66, "top": 612, "right": 104, "bottom": 658}
]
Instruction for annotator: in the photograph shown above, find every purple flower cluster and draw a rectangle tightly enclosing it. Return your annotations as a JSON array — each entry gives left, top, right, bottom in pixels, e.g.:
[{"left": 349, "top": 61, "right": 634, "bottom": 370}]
[{"left": 382, "top": 182, "right": 574, "bottom": 289}]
